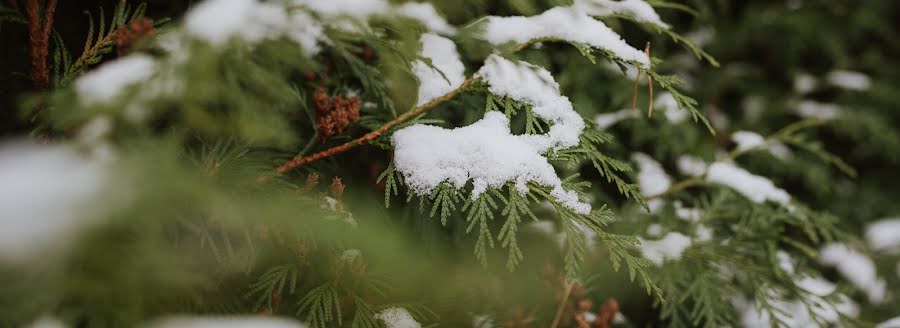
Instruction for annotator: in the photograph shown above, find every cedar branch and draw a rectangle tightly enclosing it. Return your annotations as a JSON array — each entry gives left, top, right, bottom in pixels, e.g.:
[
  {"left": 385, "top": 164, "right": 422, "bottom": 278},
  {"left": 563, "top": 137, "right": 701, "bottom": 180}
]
[{"left": 275, "top": 77, "right": 475, "bottom": 173}]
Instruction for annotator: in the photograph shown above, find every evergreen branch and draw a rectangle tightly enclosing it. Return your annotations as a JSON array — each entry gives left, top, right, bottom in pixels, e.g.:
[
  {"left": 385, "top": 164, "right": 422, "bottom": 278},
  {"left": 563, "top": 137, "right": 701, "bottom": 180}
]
[{"left": 275, "top": 77, "right": 476, "bottom": 173}]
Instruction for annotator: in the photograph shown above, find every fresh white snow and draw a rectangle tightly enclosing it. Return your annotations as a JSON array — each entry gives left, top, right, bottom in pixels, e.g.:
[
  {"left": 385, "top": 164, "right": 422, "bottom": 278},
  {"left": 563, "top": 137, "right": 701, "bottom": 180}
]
[
  {"left": 75, "top": 54, "right": 157, "bottom": 105},
  {"left": 393, "top": 55, "right": 590, "bottom": 213},
  {"left": 819, "top": 243, "right": 886, "bottom": 304},
  {"left": 0, "top": 143, "right": 109, "bottom": 263},
  {"left": 148, "top": 316, "right": 307, "bottom": 328},
  {"left": 482, "top": 7, "right": 649, "bottom": 67},
  {"left": 397, "top": 2, "right": 455, "bottom": 34},
  {"left": 639, "top": 231, "right": 691, "bottom": 266},
  {"left": 375, "top": 307, "right": 421, "bottom": 328},
  {"left": 706, "top": 162, "right": 790, "bottom": 207},
  {"left": 632, "top": 153, "right": 671, "bottom": 197},
  {"left": 676, "top": 155, "right": 706, "bottom": 177},
  {"left": 731, "top": 131, "right": 765, "bottom": 152},
  {"left": 878, "top": 316, "right": 900, "bottom": 328},
  {"left": 793, "top": 73, "right": 817, "bottom": 94},
  {"left": 656, "top": 92, "right": 689, "bottom": 123},
  {"left": 412, "top": 33, "right": 465, "bottom": 106},
  {"left": 594, "top": 109, "right": 637, "bottom": 129},
  {"left": 572, "top": 0, "right": 669, "bottom": 29},
  {"left": 826, "top": 69, "right": 871, "bottom": 91},
  {"left": 865, "top": 218, "right": 900, "bottom": 253},
  {"left": 794, "top": 101, "right": 841, "bottom": 120}
]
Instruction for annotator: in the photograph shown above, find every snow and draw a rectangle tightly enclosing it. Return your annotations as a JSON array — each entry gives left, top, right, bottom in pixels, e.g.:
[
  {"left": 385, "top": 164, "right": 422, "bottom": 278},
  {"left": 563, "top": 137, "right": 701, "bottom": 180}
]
[
  {"left": 735, "top": 288, "right": 858, "bottom": 328},
  {"left": 676, "top": 155, "right": 706, "bottom": 177},
  {"left": 392, "top": 112, "right": 589, "bottom": 214},
  {"left": 482, "top": 7, "right": 649, "bottom": 67},
  {"left": 397, "top": 2, "right": 455, "bottom": 34},
  {"left": 185, "top": 0, "right": 325, "bottom": 55},
  {"left": 295, "top": 0, "right": 388, "bottom": 19},
  {"left": 694, "top": 224, "right": 712, "bottom": 242},
  {"left": 866, "top": 218, "right": 900, "bottom": 253},
  {"left": 26, "top": 317, "right": 66, "bottom": 328},
  {"left": 477, "top": 55, "right": 585, "bottom": 151},
  {"left": 375, "top": 307, "right": 421, "bottom": 328},
  {"left": 632, "top": 153, "right": 671, "bottom": 197},
  {"left": 645, "top": 223, "right": 662, "bottom": 237},
  {"left": 793, "top": 73, "right": 817, "bottom": 94},
  {"left": 75, "top": 54, "right": 157, "bottom": 105},
  {"left": 594, "top": 109, "right": 637, "bottom": 129},
  {"left": 395, "top": 57, "right": 591, "bottom": 213},
  {"left": 341, "top": 249, "right": 361, "bottom": 262},
  {"left": 639, "top": 232, "right": 691, "bottom": 266},
  {"left": 827, "top": 69, "right": 871, "bottom": 91},
  {"left": 572, "top": 0, "right": 668, "bottom": 29},
  {"left": 148, "top": 316, "right": 307, "bottom": 328},
  {"left": 777, "top": 250, "right": 795, "bottom": 274},
  {"left": 794, "top": 101, "right": 841, "bottom": 120},
  {"left": 0, "top": 143, "right": 109, "bottom": 263},
  {"left": 878, "top": 316, "right": 900, "bottom": 328},
  {"left": 674, "top": 201, "right": 701, "bottom": 222},
  {"left": 706, "top": 162, "right": 791, "bottom": 207},
  {"left": 656, "top": 92, "right": 688, "bottom": 123},
  {"left": 731, "top": 131, "right": 765, "bottom": 152},
  {"left": 819, "top": 243, "right": 886, "bottom": 303},
  {"left": 412, "top": 34, "right": 465, "bottom": 106}
]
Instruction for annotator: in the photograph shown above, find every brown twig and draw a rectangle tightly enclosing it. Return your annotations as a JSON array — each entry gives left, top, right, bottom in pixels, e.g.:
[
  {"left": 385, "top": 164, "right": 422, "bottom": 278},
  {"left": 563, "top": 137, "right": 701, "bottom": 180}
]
[
  {"left": 644, "top": 42, "right": 653, "bottom": 118},
  {"left": 275, "top": 77, "right": 475, "bottom": 173},
  {"left": 550, "top": 281, "right": 576, "bottom": 328},
  {"left": 25, "top": 0, "right": 56, "bottom": 88}
]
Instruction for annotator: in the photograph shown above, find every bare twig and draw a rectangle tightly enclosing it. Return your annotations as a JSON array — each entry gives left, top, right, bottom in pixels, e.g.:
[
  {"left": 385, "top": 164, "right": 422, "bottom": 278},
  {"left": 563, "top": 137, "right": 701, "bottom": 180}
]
[
  {"left": 550, "top": 281, "right": 576, "bottom": 328},
  {"left": 25, "top": 0, "right": 56, "bottom": 88},
  {"left": 645, "top": 42, "right": 654, "bottom": 118}
]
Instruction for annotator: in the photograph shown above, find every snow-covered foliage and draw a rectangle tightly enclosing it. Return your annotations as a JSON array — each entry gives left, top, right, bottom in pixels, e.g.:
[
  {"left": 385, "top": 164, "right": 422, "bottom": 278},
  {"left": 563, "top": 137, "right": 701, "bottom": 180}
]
[
  {"left": 819, "top": 243, "right": 887, "bottom": 303},
  {"left": 75, "top": 54, "right": 157, "bottom": 105},
  {"left": 639, "top": 232, "right": 691, "bottom": 266},
  {"left": 706, "top": 162, "right": 790, "bottom": 206},
  {"left": 375, "top": 307, "right": 421, "bottom": 328},
  {"left": 393, "top": 55, "right": 590, "bottom": 213},
  {"left": 866, "top": 218, "right": 900, "bottom": 253},
  {"left": 482, "top": 7, "right": 649, "bottom": 67},
  {"left": 148, "top": 316, "right": 307, "bottom": 328},
  {"left": 632, "top": 152, "right": 671, "bottom": 196},
  {"left": 412, "top": 33, "right": 465, "bottom": 106}
]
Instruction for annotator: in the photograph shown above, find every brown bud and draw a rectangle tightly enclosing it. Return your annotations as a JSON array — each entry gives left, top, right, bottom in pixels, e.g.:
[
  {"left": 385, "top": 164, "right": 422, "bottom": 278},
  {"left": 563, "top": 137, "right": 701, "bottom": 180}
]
[
  {"left": 330, "top": 177, "right": 345, "bottom": 199},
  {"left": 116, "top": 18, "right": 155, "bottom": 55}
]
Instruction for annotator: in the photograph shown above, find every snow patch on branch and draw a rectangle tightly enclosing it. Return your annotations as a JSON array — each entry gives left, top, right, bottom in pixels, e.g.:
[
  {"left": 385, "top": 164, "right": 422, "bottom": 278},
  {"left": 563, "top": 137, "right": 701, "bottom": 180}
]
[
  {"left": 392, "top": 55, "right": 590, "bottom": 214},
  {"left": 482, "top": 7, "right": 649, "bottom": 67},
  {"left": 827, "top": 69, "right": 871, "bottom": 91},
  {"left": 477, "top": 55, "right": 585, "bottom": 151},
  {"left": 639, "top": 231, "right": 691, "bottom": 266},
  {"left": 148, "top": 316, "right": 307, "bottom": 328},
  {"left": 819, "top": 243, "right": 887, "bottom": 304},
  {"left": 0, "top": 143, "right": 110, "bottom": 263},
  {"left": 632, "top": 153, "right": 671, "bottom": 197},
  {"left": 573, "top": 0, "right": 669, "bottom": 29},
  {"left": 676, "top": 155, "right": 706, "bottom": 177},
  {"left": 866, "top": 218, "right": 900, "bottom": 254},
  {"left": 412, "top": 34, "right": 465, "bottom": 106},
  {"left": 706, "top": 162, "right": 790, "bottom": 206},
  {"left": 376, "top": 307, "right": 421, "bottom": 328},
  {"left": 75, "top": 54, "right": 157, "bottom": 106}
]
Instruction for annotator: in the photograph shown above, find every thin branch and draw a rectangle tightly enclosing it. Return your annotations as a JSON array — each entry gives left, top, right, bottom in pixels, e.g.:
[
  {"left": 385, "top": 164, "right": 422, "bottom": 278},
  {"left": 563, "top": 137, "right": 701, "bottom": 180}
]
[
  {"left": 275, "top": 77, "right": 476, "bottom": 173},
  {"left": 550, "top": 281, "right": 575, "bottom": 328},
  {"left": 645, "top": 42, "right": 653, "bottom": 118},
  {"left": 26, "top": 0, "right": 55, "bottom": 88}
]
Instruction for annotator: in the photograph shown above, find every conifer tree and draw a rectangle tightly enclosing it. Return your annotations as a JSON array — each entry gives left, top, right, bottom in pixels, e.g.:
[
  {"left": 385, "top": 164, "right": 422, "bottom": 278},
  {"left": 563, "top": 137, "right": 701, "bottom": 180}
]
[{"left": 1, "top": 0, "right": 898, "bottom": 327}]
